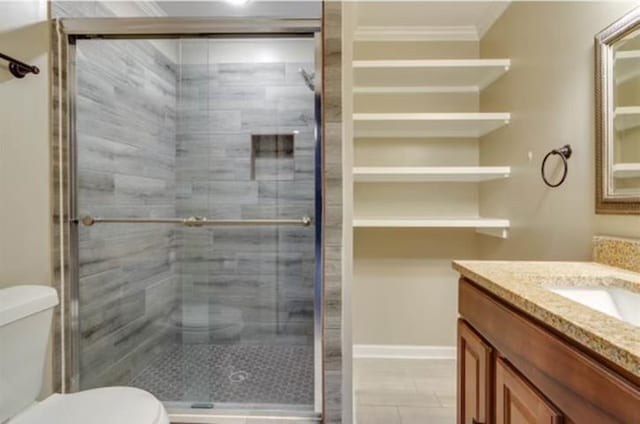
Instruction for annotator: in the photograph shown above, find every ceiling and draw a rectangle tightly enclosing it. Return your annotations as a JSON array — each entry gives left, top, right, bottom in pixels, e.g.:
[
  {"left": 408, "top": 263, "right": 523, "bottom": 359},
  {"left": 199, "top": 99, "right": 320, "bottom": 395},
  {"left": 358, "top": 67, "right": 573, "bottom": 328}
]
[
  {"left": 156, "top": 1, "right": 321, "bottom": 18},
  {"left": 154, "top": 1, "right": 509, "bottom": 39}
]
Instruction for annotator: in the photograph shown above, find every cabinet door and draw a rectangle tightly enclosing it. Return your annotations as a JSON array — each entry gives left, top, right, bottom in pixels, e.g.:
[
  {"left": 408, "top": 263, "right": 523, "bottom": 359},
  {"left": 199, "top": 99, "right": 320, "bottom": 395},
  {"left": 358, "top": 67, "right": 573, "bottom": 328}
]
[
  {"left": 495, "top": 357, "right": 563, "bottom": 424},
  {"left": 458, "top": 319, "right": 492, "bottom": 424}
]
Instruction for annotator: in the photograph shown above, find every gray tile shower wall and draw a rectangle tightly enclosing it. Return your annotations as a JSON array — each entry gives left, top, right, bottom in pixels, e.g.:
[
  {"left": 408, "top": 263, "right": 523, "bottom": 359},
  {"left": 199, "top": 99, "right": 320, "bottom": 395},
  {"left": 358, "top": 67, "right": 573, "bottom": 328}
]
[
  {"left": 175, "top": 41, "right": 317, "bottom": 346},
  {"left": 75, "top": 39, "right": 179, "bottom": 389}
]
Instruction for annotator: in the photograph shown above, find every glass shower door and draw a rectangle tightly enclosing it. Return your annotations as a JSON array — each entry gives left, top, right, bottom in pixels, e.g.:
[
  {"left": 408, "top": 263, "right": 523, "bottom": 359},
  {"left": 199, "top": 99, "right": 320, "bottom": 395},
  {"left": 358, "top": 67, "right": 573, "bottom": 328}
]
[{"left": 73, "top": 34, "right": 319, "bottom": 417}]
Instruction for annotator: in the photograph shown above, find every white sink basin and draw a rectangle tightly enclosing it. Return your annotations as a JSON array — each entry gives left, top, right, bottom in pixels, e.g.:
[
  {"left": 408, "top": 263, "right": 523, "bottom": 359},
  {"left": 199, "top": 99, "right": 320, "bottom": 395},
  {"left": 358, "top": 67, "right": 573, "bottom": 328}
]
[{"left": 550, "top": 287, "right": 640, "bottom": 327}]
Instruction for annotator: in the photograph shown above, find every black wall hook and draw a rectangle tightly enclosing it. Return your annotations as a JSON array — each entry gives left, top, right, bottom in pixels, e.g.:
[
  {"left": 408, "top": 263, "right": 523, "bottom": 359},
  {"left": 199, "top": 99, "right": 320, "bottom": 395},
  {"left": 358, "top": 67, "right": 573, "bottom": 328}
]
[
  {"left": 0, "top": 52, "right": 40, "bottom": 79},
  {"left": 541, "top": 144, "right": 572, "bottom": 188}
]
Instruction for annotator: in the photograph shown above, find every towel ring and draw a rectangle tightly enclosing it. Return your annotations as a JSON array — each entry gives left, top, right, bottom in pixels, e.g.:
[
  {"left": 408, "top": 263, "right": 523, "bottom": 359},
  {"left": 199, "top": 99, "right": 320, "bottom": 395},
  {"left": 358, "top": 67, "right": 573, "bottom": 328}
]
[{"left": 541, "top": 145, "right": 572, "bottom": 188}]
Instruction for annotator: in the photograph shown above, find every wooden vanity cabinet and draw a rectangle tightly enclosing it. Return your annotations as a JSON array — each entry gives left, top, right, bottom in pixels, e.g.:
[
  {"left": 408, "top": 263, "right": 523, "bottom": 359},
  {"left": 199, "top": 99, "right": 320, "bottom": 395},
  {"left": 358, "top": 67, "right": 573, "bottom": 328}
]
[
  {"left": 458, "top": 320, "right": 492, "bottom": 424},
  {"left": 494, "top": 358, "right": 562, "bottom": 424},
  {"left": 458, "top": 321, "right": 562, "bottom": 424},
  {"left": 457, "top": 277, "right": 640, "bottom": 424}
]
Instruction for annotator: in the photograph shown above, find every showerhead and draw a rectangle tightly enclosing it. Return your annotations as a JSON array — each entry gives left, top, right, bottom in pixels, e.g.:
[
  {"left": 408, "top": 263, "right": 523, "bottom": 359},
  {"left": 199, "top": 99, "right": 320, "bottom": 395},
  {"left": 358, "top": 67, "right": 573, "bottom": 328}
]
[{"left": 298, "top": 68, "right": 315, "bottom": 92}]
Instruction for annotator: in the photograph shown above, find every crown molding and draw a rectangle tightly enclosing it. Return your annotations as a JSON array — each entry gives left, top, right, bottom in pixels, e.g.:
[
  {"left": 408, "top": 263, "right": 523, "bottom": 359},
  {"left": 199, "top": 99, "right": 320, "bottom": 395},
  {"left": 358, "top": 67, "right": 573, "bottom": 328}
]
[{"left": 353, "top": 2, "right": 512, "bottom": 42}]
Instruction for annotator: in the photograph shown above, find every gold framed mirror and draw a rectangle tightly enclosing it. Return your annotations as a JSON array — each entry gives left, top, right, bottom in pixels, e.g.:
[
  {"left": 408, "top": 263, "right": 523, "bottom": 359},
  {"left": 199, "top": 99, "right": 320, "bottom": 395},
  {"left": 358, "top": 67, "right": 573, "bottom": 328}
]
[{"left": 596, "top": 6, "right": 640, "bottom": 214}]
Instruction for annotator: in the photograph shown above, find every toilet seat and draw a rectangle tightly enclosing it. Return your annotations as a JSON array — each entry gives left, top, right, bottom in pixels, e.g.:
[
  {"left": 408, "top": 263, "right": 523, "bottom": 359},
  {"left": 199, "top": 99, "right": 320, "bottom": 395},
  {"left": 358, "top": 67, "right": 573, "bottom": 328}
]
[{"left": 8, "top": 387, "right": 169, "bottom": 424}]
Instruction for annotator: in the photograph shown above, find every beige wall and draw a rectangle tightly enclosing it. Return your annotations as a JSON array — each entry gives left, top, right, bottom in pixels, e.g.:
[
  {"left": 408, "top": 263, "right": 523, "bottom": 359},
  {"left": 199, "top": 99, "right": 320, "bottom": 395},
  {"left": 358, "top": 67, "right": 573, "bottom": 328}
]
[
  {"left": 0, "top": 0, "right": 51, "bottom": 397},
  {"left": 354, "top": 229, "right": 479, "bottom": 345},
  {"left": 595, "top": 214, "right": 640, "bottom": 238},
  {"left": 480, "top": 1, "right": 640, "bottom": 261},
  {"left": 0, "top": 1, "right": 51, "bottom": 288}
]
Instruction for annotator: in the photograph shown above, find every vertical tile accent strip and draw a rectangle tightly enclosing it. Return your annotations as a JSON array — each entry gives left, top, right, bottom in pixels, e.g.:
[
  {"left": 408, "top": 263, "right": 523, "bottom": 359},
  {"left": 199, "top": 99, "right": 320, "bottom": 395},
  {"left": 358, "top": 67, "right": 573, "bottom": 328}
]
[{"left": 323, "top": 2, "right": 344, "bottom": 423}]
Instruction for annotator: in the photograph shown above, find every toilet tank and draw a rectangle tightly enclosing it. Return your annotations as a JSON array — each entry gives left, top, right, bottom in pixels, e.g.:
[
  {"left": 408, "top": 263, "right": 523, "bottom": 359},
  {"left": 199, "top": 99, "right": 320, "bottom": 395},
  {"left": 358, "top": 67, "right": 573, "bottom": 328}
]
[{"left": 0, "top": 286, "right": 59, "bottom": 422}]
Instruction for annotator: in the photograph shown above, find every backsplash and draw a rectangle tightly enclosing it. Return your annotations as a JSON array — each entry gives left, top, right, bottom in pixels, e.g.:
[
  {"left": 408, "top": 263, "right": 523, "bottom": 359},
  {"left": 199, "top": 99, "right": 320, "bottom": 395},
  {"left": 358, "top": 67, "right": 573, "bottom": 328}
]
[{"left": 593, "top": 235, "right": 640, "bottom": 274}]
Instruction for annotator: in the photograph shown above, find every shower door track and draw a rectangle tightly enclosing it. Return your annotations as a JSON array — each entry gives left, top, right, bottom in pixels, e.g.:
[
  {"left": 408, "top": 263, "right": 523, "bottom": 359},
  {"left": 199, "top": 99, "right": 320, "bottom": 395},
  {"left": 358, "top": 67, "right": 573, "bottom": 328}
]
[{"left": 52, "top": 17, "right": 324, "bottom": 424}]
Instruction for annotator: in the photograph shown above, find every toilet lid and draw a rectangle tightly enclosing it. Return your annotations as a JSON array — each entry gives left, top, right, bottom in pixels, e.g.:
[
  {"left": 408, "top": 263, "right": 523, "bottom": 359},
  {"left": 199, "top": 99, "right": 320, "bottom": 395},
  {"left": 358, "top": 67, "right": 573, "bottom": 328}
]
[{"left": 9, "top": 387, "right": 169, "bottom": 424}]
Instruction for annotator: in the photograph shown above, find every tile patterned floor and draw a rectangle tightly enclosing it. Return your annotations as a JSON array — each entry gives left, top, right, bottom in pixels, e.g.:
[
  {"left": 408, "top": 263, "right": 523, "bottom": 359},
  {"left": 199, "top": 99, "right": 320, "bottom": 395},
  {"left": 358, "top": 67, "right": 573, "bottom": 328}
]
[
  {"left": 354, "top": 358, "right": 457, "bottom": 424},
  {"left": 129, "top": 344, "right": 314, "bottom": 407}
]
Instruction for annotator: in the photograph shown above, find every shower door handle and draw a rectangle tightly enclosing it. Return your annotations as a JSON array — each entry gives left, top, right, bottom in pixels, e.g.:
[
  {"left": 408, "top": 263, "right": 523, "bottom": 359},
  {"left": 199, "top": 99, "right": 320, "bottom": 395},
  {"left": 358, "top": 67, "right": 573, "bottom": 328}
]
[{"left": 77, "top": 215, "right": 312, "bottom": 227}]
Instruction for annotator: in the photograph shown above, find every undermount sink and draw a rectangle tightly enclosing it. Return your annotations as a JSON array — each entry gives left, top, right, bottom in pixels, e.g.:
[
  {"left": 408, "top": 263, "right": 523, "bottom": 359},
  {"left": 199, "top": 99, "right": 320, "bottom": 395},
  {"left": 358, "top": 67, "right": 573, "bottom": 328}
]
[{"left": 549, "top": 286, "right": 640, "bottom": 327}]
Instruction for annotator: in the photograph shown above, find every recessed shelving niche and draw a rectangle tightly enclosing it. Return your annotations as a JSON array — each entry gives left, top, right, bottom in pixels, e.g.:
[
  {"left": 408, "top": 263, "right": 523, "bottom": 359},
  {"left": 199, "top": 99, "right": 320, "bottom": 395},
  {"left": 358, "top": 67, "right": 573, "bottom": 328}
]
[
  {"left": 350, "top": 17, "right": 512, "bottom": 240},
  {"left": 347, "top": 1, "right": 514, "bottom": 366}
]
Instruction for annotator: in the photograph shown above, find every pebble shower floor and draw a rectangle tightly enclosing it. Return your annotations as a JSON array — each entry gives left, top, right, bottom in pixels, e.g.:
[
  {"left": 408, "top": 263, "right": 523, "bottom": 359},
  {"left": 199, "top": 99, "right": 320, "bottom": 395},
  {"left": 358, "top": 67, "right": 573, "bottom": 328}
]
[{"left": 129, "top": 344, "right": 314, "bottom": 407}]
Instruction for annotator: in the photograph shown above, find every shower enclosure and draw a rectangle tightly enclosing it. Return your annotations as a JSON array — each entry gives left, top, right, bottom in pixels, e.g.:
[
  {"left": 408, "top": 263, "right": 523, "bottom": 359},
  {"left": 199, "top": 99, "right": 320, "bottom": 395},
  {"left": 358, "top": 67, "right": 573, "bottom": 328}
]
[{"left": 54, "top": 19, "right": 322, "bottom": 422}]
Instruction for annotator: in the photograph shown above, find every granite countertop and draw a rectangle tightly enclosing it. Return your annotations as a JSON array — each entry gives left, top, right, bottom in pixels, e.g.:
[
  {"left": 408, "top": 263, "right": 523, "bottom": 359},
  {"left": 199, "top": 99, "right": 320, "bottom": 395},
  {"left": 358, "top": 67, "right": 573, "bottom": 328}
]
[{"left": 452, "top": 260, "right": 640, "bottom": 378}]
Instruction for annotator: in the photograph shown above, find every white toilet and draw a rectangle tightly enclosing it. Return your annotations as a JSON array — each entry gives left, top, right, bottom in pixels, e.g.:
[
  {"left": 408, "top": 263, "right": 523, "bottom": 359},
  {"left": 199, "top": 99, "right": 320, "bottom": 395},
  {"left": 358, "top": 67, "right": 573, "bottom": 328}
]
[{"left": 0, "top": 285, "right": 170, "bottom": 424}]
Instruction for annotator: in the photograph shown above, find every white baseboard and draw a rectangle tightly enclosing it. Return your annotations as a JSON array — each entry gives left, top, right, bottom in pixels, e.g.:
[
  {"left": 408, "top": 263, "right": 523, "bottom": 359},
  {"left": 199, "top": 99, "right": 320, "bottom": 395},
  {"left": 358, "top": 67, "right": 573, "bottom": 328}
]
[{"left": 353, "top": 344, "right": 456, "bottom": 360}]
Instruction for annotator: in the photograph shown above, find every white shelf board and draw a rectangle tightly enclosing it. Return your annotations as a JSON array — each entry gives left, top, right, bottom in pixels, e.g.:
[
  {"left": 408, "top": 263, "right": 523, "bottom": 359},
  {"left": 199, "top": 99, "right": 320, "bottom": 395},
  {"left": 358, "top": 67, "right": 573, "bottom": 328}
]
[
  {"left": 353, "top": 59, "right": 510, "bottom": 91},
  {"left": 353, "top": 166, "right": 511, "bottom": 182},
  {"left": 613, "top": 163, "right": 640, "bottom": 178},
  {"left": 614, "top": 106, "right": 640, "bottom": 131},
  {"left": 353, "top": 25, "right": 479, "bottom": 42},
  {"left": 353, "top": 113, "right": 511, "bottom": 138},
  {"left": 353, "top": 86, "right": 479, "bottom": 94},
  {"left": 353, "top": 217, "right": 510, "bottom": 238}
]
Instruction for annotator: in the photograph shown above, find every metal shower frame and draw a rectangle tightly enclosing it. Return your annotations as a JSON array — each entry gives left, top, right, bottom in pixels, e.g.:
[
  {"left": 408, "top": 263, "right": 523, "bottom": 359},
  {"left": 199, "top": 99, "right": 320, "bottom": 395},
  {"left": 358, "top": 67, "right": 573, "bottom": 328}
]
[{"left": 51, "top": 17, "right": 324, "bottom": 423}]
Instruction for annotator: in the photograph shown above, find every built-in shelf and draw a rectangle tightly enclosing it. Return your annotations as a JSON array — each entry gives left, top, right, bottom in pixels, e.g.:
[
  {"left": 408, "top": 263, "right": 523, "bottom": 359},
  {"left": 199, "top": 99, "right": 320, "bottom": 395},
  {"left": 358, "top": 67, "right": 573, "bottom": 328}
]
[
  {"left": 353, "top": 59, "right": 510, "bottom": 92},
  {"left": 614, "top": 106, "right": 640, "bottom": 131},
  {"left": 353, "top": 112, "right": 511, "bottom": 138},
  {"left": 353, "top": 217, "right": 510, "bottom": 238},
  {"left": 353, "top": 166, "right": 511, "bottom": 182},
  {"left": 353, "top": 25, "right": 481, "bottom": 42},
  {"left": 612, "top": 163, "right": 640, "bottom": 178},
  {"left": 353, "top": 86, "right": 480, "bottom": 94}
]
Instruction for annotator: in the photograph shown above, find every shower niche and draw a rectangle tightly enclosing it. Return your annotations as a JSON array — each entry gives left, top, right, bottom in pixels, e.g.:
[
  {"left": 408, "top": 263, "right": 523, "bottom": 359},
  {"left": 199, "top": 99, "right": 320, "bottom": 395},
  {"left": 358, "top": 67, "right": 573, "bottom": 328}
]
[{"left": 251, "top": 134, "right": 295, "bottom": 181}]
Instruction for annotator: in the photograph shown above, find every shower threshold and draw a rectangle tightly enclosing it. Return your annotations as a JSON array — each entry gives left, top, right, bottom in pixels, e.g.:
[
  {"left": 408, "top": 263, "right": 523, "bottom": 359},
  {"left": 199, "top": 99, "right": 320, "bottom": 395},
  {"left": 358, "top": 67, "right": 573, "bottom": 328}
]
[{"left": 166, "top": 406, "right": 321, "bottom": 424}]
